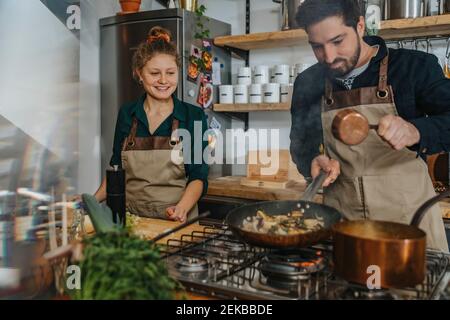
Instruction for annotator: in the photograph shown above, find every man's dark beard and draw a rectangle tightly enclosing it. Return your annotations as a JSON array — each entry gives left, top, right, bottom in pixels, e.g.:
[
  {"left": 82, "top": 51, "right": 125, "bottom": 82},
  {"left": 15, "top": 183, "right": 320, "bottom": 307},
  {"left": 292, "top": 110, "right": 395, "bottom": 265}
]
[{"left": 324, "top": 42, "right": 361, "bottom": 78}]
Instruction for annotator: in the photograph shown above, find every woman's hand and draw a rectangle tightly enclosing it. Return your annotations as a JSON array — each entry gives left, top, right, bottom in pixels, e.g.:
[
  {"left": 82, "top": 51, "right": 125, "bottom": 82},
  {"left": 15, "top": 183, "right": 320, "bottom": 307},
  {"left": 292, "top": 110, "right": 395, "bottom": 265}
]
[{"left": 166, "top": 205, "right": 188, "bottom": 223}]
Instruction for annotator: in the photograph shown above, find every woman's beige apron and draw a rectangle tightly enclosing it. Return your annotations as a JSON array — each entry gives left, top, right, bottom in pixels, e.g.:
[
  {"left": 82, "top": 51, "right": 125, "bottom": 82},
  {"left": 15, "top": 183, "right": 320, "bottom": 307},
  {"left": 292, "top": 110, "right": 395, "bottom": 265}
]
[
  {"left": 120, "top": 117, "right": 198, "bottom": 219},
  {"left": 321, "top": 55, "right": 448, "bottom": 252}
]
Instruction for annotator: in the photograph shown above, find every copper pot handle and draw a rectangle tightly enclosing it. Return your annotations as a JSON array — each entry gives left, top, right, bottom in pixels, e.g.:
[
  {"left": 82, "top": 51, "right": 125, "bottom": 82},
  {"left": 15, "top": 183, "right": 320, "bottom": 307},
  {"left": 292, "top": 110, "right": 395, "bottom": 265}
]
[{"left": 410, "top": 189, "right": 450, "bottom": 227}]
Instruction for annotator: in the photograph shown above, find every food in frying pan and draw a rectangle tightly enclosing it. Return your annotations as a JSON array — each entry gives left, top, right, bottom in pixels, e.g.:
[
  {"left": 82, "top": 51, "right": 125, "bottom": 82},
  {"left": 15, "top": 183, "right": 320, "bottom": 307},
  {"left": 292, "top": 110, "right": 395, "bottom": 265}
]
[{"left": 241, "top": 209, "right": 324, "bottom": 236}]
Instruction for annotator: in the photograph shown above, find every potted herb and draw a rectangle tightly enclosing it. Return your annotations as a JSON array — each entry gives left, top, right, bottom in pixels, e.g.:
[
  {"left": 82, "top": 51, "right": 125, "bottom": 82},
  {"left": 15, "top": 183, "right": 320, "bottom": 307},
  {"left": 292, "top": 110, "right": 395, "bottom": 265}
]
[{"left": 119, "top": 0, "right": 142, "bottom": 14}]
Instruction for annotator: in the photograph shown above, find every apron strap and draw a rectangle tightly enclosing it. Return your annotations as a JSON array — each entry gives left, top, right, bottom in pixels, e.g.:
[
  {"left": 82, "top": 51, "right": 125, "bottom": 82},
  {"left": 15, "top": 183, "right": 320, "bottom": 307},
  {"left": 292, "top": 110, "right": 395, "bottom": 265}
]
[
  {"left": 324, "top": 79, "right": 333, "bottom": 104},
  {"left": 377, "top": 55, "right": 389, "bottom": 98},
  {"left": 122, "top": 118, "right": 138, "bottom": 151},
  {"left": 170, "top": 118, "right": 180, "bottom": 147}
]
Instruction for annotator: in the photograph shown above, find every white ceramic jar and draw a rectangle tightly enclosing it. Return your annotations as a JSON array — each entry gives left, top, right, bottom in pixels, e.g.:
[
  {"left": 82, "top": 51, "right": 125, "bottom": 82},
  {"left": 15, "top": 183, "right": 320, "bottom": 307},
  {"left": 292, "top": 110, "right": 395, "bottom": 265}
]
[
  {"left": 280, "top": 83, "right": 294, "bottom": 103},
  {"left": 253, "top": 65, "right": 270, "bottom": 84},
  {"left": 219, "top": 85, "right": 234, "bottom": 104},
  {"left": 263, "top": 83, "right": 280, "bottom": 103},
  {"left": 273, "top": 64, "right": 290, "bottom": 85},
  {"left": 237, "top": 67, "right": 252, "bottom": 85},
  {"left": 249, "top": 84, "right": 263, "bottom": 104},
  {"left": 234, "top": 84, "right": 249, "bottom": 104}
]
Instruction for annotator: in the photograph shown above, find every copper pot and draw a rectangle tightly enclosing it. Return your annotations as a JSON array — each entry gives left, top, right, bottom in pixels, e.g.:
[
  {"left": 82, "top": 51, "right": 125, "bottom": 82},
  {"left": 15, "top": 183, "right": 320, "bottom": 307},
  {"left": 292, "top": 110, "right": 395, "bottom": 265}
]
[
  {"left": 332, "top": 189, "right": 450, "bottom": 289},
  {"left": 332, "top": 109, "right": 378, "bottom": 145}
]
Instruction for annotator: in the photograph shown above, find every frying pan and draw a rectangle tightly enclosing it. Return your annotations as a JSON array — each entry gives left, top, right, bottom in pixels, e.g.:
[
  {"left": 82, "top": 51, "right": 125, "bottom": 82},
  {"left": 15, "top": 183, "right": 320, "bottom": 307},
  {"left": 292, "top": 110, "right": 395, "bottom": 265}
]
[{"left": 225, "top": 171, "right": 342, "bottom": 249}]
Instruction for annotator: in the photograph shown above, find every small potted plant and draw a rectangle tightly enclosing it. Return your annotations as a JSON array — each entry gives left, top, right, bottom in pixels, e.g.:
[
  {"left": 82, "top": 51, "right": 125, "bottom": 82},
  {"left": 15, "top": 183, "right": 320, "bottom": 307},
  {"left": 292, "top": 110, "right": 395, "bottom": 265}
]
[{"left": 119, "top": 0, "right": 142, "bottom": 14}]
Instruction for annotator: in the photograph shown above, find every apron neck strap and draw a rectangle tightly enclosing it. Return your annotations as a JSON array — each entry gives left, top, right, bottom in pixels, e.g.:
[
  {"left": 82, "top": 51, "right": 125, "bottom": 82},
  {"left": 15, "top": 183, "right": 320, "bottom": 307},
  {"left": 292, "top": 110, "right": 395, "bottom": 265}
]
[
  {"left": 377, "top": 54, "right": 389, "bottom": 94},
  {"left": 129, "top": 117, "right": 138, "bottom": 139},
  {"left": 325, "top": 79, "right": 333, "bottom": 101},
  {"left": 171, "top": 118, "right": 180, "bottom": 133}
]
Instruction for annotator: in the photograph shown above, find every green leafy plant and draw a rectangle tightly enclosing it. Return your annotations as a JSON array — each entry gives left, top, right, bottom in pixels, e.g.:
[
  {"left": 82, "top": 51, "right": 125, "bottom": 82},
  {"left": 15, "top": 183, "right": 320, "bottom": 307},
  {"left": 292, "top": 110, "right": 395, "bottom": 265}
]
[
  {"left": 194, "top": 5, "right": 210, "bottom": 41},
  {"left": 192, "top": 5, "right": 211, "bottom": 75},
  {"left": 70, "top": 195, "right": 184, "bottom": 300},
  {"left": 69, "top": 231, "right": 183, "bottom": 300}
]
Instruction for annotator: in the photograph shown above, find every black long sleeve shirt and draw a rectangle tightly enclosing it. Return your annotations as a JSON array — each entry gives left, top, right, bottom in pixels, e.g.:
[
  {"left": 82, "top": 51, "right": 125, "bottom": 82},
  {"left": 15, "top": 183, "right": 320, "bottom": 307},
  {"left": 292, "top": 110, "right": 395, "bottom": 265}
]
[{"left": 290, "top": 36, "right": 450, "bottom": 178}]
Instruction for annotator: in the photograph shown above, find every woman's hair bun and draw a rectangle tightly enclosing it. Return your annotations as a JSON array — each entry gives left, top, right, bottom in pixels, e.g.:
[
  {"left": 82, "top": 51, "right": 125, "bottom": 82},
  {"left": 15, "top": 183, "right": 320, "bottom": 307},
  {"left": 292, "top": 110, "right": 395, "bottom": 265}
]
[{"left": 147, "top": 26, "right": 172, "bottom": 44}]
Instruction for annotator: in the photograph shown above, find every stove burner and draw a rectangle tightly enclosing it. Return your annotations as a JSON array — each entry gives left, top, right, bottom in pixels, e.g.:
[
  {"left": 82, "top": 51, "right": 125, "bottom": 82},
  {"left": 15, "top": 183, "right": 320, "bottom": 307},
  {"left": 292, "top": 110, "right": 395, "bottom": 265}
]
[
  {"left": 176, "top": 256, "right": 209, "bottom": 273},
  {"left": 334, "top": 285, "right": 397, "bottom": 300},
  {"left": 223, "top": 241, "right": 245, "bottom": 252},
  {"left": 259, "top": 250, "right": 326, "bottom": 288}
]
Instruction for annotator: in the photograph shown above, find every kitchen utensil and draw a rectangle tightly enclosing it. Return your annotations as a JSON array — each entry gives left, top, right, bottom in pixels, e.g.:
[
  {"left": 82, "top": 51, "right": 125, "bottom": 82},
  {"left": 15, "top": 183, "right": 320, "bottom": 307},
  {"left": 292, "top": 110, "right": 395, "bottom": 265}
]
[
  {"left": 386, "top": 0, "right": 424, "bottom": 19},
  {"left": 426, "top": 0, "right": 444, "bottom": 15},
  {"left": 178, "top": 0, "right": 197, "bottom": 11},
  {"left": 272, "top": 0, "right": 305, "bottom": 31},
  {"left": 226, "top": 171, "right": 342, "bottom": 249},
  {"left": 151, "top": 211, "right": 210, "bottom": 242},
  {"left": 106, "top": 166, "right": 126, "bottom": 226},
  {"left": 332, "top": 109, "right": 378, "bottom": 146},
  {"left": 444, "top": 38, "right": 450, "bottom": 79},
  {"left": 240, "top": 150, "right": 305, "bottom": 189},
  {"left": 333, "top": 189, "right": 450, "bottom": 288}
]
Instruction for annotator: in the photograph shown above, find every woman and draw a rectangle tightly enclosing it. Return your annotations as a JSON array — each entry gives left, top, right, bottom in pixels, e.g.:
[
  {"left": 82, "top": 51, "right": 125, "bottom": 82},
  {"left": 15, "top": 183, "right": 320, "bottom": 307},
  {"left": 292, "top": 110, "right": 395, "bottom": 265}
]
[{"left": 93, "top": 26, "right": 209, "bottom": 223}]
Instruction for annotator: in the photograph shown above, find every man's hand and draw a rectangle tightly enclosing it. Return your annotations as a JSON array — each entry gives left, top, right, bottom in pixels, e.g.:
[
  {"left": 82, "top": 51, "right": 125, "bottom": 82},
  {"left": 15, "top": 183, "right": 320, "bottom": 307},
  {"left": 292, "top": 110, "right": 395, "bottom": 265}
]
[
  {"left": 166, "top": 205, "right": 188, "bottom": 223},
  {"left": 311, "top": 155, "right": 341, "bottom": 187},
  {"left": 378, "top": 115, "right": 421, "bottom": 150}
]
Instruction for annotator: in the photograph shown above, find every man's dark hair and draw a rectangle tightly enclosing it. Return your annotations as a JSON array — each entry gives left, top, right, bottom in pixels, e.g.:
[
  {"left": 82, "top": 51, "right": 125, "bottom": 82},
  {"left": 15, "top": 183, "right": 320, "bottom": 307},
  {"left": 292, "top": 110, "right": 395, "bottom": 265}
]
[{"left": 296, "top": 0, "right": 363, "bottom": 32}]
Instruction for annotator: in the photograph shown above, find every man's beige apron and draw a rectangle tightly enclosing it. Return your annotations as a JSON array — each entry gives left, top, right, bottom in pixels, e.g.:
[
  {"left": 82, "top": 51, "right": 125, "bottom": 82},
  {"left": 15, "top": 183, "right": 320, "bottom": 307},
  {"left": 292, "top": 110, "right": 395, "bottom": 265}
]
[
  {"left": 321, "top": 55, "right": 448, "bottom": 252},
  {"left": 120, "top": 117, "right": 198, "bottom": 219}
]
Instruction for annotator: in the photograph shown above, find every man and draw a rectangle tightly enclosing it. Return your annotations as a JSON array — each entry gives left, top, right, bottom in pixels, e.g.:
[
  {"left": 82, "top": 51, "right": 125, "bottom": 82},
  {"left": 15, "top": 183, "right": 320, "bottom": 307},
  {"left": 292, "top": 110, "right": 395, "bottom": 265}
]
[{"left": 290, "top": 0, "right": 449, "bottom": 252}]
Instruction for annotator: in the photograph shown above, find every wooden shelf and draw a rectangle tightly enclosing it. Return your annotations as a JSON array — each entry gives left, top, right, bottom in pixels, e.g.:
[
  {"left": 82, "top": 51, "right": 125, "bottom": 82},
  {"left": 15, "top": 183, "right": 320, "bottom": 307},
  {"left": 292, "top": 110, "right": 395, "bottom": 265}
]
[
  {"left": 214, "top": 15, "right": 450, "bottom": 51},
  {"left": 213, "top": 103, "right": 290, "bottom": 112}
]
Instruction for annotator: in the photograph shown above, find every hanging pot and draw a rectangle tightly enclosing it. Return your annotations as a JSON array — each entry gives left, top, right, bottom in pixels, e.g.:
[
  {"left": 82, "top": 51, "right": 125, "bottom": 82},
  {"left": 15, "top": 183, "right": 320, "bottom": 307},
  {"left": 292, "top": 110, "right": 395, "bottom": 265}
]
[
  {"left": 445, "top": 0, "right": 450, "bottom": 12},
  {"left": 272, "top": 0, "right": 306, "bottom": 31},
  {"left": 119, "top": 0, "right": 142, "bottom": 14},
  {"left": 386, "top": 0, "right": 424, "bottom": 19},
  {"left": 178, "top": 0, "right": 198, "bottom": 11}
]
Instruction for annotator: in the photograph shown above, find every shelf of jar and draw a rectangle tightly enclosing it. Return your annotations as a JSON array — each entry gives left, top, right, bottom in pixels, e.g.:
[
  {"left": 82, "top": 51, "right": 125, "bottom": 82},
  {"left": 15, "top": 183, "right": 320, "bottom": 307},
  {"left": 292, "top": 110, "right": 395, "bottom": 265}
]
[
  {"left": 213, "top": 103, "right": 291, "bottom": 112},
  {"left": 214, "top": 15, "right": 450, "bottom": 51}
]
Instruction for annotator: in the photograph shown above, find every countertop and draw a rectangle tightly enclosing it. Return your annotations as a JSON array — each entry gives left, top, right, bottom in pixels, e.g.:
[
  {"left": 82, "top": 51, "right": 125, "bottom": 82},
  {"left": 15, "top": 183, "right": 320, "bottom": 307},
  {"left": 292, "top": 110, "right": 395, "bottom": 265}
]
[{"left": 207, "top": 176, "right": 450, "bottom": 219}]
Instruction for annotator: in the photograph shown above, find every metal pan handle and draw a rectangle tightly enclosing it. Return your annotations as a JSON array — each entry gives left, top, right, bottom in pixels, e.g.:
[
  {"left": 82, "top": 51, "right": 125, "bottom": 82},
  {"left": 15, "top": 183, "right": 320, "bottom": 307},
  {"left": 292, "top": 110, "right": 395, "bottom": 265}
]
[
  {"left": 301, "top": 170, "right": 328, "bottom": 202},
  {"left": 410, "top": 189, "right": 450, "bottom": 227}
]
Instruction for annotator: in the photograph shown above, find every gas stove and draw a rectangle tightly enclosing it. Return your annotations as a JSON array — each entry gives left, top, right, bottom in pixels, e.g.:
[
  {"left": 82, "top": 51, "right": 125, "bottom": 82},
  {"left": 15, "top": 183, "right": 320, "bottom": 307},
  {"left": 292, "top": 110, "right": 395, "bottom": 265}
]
[{"left": 160, "top": 221, "right": 450, "bottom": 300}]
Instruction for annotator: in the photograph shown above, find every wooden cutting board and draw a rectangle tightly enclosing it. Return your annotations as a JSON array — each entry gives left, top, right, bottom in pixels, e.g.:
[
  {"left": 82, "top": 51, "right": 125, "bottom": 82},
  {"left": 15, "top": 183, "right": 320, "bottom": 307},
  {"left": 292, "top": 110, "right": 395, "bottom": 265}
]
[
  {"left": 132, "top": 217, "right": 205, "bottom": 244},
  {"left": 240, "top": 150, "right": 306, "bottom": 189},
  {"left": 208, "top": 176, "right": 321, "bottom": 202}
]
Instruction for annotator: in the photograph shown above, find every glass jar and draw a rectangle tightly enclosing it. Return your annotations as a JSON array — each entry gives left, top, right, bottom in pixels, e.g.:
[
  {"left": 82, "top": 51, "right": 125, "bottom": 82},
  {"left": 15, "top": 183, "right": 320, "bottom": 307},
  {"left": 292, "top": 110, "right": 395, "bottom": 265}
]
[{"left": 365, "top": 0, "right": 384, "bottom": 36}]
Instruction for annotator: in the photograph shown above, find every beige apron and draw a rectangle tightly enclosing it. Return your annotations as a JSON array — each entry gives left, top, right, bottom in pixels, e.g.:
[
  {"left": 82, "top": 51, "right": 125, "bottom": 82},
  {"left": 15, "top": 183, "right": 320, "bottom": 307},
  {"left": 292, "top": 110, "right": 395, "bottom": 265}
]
[
  {"left": 121, "top": 117, "right": 198, "bottom": 219},
  {"left": 321, "top": 55, "right": 448, "bottom": 252}
]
